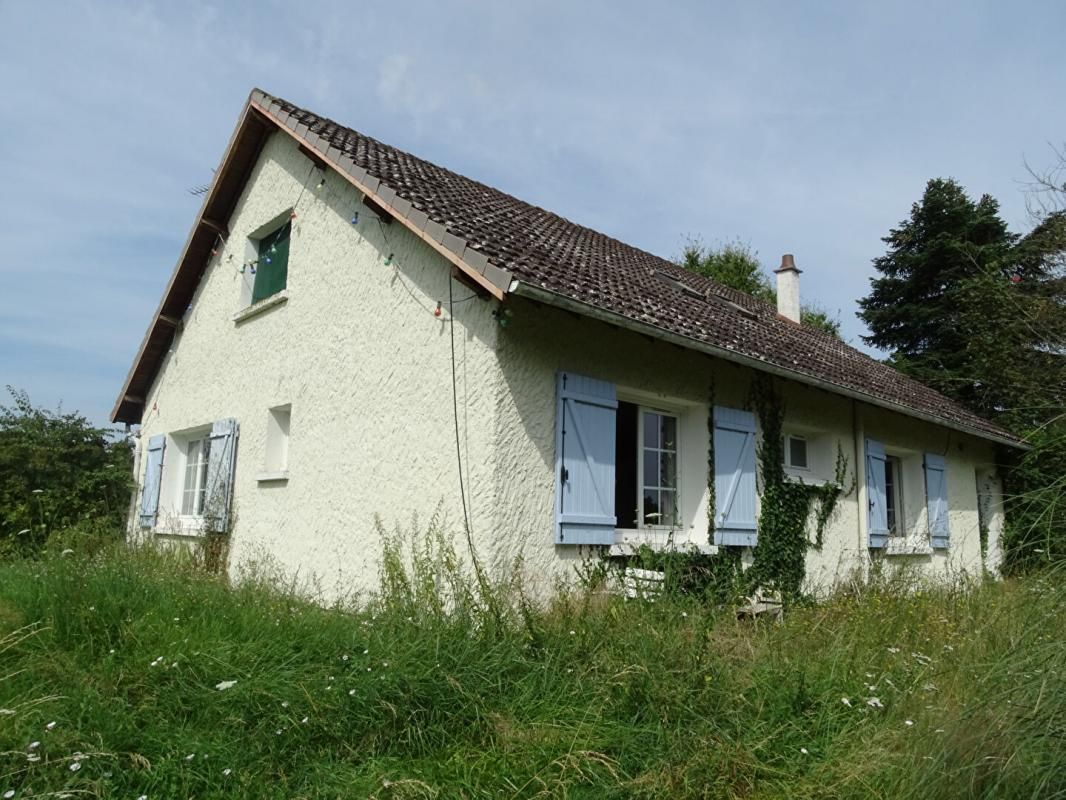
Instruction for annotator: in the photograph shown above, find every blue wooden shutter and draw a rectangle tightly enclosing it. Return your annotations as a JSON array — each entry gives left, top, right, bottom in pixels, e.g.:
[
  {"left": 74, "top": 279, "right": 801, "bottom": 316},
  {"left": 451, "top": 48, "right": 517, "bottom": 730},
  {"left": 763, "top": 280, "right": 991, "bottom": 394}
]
[
  {"left": 924, "top": 453, "right": 950, "bottom": 549},
  {"left": 139, "top": 434, "right": 166, "bottom": 528},
  {"left": 204, "top": 418, "right": 239, "bottom": 533},
  {"left": 865, "top": 438, "right": 889, "bottom": 548},
  {"left": 555, "top": 372, "right": 617, "bottom": 545},
  {"left": 713, "top": 407, "right": 758, "bottom": 546}
]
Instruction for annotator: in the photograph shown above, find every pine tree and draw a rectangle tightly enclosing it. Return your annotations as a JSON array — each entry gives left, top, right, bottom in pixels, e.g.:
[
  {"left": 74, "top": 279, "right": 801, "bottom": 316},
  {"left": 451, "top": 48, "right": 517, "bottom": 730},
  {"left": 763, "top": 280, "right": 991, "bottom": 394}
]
[{"left": 859, "top": 178, "right": 1066, "bottom": 571}]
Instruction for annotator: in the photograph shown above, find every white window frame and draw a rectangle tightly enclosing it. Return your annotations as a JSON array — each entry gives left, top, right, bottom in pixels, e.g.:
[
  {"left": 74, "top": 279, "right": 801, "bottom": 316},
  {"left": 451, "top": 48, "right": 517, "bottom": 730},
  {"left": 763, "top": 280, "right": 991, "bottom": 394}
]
[
  {"left": 180, "top": 433, "right": 212, "bottom": 518},
  {"left": 636, "top": 406, "right": 680, "bottom": 530},
  {"left": 258, "top": 404, "right": 291, "bottom": 483},
  {"left": 784, "top": 434, "right": 809, "bottom": 471}
]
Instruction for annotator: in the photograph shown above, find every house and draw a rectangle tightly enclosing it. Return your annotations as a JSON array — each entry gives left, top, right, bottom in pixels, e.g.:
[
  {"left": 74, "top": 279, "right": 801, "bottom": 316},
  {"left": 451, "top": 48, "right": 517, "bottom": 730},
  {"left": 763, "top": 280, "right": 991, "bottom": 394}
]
[{"left": 113, "top": 89, "right": 1022, "bottom": 600}]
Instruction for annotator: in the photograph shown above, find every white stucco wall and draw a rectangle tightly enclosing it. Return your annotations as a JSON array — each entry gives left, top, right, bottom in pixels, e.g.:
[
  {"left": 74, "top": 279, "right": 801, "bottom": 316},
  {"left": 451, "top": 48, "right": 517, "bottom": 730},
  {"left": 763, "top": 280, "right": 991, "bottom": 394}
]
[
  {"left": 490, "top": 298, "right": 1005, "bottom": 594},
  {"left": 132, "top": 130, "right": 1007, "bottom": 602},
  {"left": 136, "top": 131, "right": 505, "bottom": 601}
]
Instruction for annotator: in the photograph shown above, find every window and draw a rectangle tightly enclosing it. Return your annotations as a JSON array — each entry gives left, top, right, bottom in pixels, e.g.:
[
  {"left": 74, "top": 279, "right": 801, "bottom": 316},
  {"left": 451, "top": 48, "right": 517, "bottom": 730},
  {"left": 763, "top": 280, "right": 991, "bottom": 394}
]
[
  {"left": 641, "top": 410, "right": 678, "bottom": 527},
  {"left": 260, "top": 404, "right": 291, "bottom": 480},
  {"left": 252, "top": 221, "right": 291, "bottom": 303},
  {"left": 614, "top": 402, "right": 679, "bottom": 529},
  {"left": 784, "top": 434, "right": 809, "bottom": 470},
  {"left": 181, "top": 435, "right": 212, "bottom": 516},
  {"left": 140, "top": 419, "right": 240, "bottom": 535},
  {"left": 867, "top": 438, "right": 950, "bottom": 550},
  {"left": 884, "top": 455, "right": 903, "bottom": 536}
]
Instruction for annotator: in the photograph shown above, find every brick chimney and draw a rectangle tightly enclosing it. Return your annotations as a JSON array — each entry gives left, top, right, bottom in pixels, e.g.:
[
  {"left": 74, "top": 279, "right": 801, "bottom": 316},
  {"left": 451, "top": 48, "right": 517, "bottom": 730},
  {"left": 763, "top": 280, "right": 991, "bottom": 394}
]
[{"left": 774, "top": 254, "right": 802, "bottom": 323}]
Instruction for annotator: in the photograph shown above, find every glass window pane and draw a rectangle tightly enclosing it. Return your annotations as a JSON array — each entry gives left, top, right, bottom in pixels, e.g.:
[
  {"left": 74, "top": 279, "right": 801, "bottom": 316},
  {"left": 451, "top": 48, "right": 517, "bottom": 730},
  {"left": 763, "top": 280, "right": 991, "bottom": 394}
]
[
  {"left": 643, "top": 450, "right": 659, "bottom": 489},
  {"left": 659, "top": 451, "right": 676, "bottom": 489},
  {"left": 659, "top": 489, "right": 676, "bottom": 526},
  {"left": 789, "top": 436, "right": 808, "bottom": 468},
  {"left": 643, "top": 489, "right": 661, "bottom": 525},
  {"left": 642, "top": 412, "right": 659, "bottom": 449},
  {"left": 660, "top": 415, "right": 677, "bottom": 450}
]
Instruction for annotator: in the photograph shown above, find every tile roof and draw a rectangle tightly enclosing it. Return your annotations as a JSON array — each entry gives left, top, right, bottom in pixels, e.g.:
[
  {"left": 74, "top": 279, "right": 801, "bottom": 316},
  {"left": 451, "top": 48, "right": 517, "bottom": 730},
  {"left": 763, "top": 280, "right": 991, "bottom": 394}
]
[{"left": 113, "top": 89, "right": 1023, "bottom": 447}]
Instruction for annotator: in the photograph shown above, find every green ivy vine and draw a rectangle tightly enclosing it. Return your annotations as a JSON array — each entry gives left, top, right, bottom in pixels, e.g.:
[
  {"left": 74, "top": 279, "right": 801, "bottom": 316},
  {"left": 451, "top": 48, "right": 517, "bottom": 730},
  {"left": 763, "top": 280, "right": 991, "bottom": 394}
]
[
  {"left": 617, "top": 373, "right": 854, "bottom": 610},
  {"left": 745, "top": 375, "right": 853, "bottom": 604}
]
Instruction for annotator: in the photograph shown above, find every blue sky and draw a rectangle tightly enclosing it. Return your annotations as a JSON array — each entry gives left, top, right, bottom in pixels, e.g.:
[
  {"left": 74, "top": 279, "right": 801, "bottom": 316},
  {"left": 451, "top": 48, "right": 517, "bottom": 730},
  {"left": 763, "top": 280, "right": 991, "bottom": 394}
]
[{"left": 1, "top": 1, "right": 1064, "bottom": 425}]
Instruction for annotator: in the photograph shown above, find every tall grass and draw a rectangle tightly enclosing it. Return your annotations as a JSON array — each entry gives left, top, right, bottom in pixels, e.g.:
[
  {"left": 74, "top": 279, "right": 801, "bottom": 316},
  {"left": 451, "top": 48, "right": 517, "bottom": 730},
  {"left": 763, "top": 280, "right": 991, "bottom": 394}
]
[{"left": 0, "top": 528, "right": 1063, "bottom": 799}]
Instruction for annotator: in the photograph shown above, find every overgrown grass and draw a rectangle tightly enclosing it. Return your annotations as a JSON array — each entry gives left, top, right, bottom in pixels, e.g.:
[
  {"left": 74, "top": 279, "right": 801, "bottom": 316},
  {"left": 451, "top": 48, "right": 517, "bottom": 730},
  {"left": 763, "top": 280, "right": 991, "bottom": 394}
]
[{"left": 0, "top": 529, "right": 1063, "bottom": 799}]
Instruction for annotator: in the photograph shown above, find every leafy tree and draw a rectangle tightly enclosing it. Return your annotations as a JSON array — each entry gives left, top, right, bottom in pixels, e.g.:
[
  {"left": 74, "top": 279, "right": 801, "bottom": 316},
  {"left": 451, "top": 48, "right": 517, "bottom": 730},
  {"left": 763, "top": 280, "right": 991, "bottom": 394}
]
[
  {"left": 0, "top": 388, "right": 132, "bottom": 556},
  {"left": 858, "top": 178, "right": 1066, "bottom": 572},
  {"left": 680, "top": 239, "right": 842, "bottom": 338}
]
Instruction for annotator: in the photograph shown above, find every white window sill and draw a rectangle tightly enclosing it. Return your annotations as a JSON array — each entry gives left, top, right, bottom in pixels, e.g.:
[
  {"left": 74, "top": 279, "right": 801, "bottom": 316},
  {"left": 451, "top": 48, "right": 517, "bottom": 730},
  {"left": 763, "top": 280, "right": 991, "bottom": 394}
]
[
  {"left": 256, "top": 470, "right": 289, "bottom": 483},
  {"left": 233, "top": 290, "right": 289, "bottom": 324},
  {"left": 885, "top": 539, "right": 934, "bottom": 556},
  {"left": 610, "top": 529, "right": 717, "bottom": 556},
  {"left": 152, "top": 516, "right": 209, "bottom": 538},
  {"left": 785, "top": 474, "right": 837, "bottom": 488}
]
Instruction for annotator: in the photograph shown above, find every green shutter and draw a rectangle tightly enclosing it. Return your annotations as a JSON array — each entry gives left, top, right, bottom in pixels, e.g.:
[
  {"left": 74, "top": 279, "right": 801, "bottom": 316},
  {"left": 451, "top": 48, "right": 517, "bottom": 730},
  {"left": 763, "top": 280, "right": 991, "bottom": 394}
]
[{"left": 252, "top": 222, "right": 291, "bottom": 303}]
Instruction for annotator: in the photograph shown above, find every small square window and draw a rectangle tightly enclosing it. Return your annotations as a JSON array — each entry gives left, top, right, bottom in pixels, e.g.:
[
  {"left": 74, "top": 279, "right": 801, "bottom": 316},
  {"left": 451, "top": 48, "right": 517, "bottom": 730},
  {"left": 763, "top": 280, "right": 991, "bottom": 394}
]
[
  {"left": 252, "top": 221, "right": 291, "bottom": 303},
  {"left": 785, "top": 434, "right": 808, "bottom": 470}
]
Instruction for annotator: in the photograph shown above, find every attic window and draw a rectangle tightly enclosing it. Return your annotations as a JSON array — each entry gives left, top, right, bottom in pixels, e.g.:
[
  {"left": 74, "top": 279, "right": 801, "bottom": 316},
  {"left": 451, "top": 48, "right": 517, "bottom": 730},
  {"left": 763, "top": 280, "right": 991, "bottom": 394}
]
[
  {"left": 252, "top": 221, "right": 291, "bottom": 304},
  {"left": 653, "top": 269, "right": 705, "bottom": 300}
]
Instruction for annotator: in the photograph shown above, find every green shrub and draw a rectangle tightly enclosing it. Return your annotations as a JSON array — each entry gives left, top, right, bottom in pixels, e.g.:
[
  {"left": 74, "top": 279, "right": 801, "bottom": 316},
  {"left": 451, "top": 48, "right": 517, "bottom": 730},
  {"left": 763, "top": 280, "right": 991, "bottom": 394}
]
[{"left": 0, "top": 388, "right": 131, "bottom": 556}]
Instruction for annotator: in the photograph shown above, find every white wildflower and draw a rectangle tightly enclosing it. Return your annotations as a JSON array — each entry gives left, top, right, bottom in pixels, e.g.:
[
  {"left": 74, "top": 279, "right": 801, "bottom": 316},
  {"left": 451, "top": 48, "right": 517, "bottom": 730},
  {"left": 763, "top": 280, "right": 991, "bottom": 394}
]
[
  {"left": 45, "top": 721, "right": 56, "bottom": 730},
  {"left": 27, "top": 754, "right": 40, "bottom": 762},
  {"left": 342, "top": 655, "right": 349, "bottom": 662},
  {"left": 841, "top": 697, "right": 852, "bottom": 707},
  {"left": 275, "top": 728, "right": 283, "bottom": 735},
  {"left": 934, "top": 728, "right": 945, "bottom": 734},
  {"left": 904, "top": 719, "right": 914, "bottom": 726},
  {"left": 222, "top": 768, "right": 232, "bottom": 777},
  {"left": 887, "top": 646, "right": 900, "bottom": 653},
  {"left": 61, "top": 549, "right": 74, "bottom": 557},
  {"left": 69, "top": 762, "right": 81, "bottom": 772},
  {"left": 281, "top": 701, "right": 289, "bottom": 708},
  {"left": 348, "top": 689, "right": 356, "bottom": 696},
  {"left": 184, "top": 753, "right": 195, "bottom": 761},
  {"left": 363, "top": 649, "right": 369, "bottom": 655},
  {"left": 137, "top": 795, "right": 148, "bottom": 800},
  {"left": 4, "top": 790, "right": 14, "bottom": 798},
  {"left": 382, "top": 662, "right": 388, "bottom": 668},
  {"left": 28, "top": 741, "right": 40, "bottom": 750},
  {"left": 800, "top": 747, "right": 809, "bottom": 755},
  {"left": 681, "top": 612, "right": 688, "bottom": 618},
  {"left": 109, "top": 648, "right": 115, "bottom": 654},
  {"left": 301, "top": 716, "right": 309, "bottom": 724},
  {"left": 215, "top": 680, "right": 237, "bottom": 691},
  {"left": 866, "top": 697, "right": 884, "bottom": 709}
]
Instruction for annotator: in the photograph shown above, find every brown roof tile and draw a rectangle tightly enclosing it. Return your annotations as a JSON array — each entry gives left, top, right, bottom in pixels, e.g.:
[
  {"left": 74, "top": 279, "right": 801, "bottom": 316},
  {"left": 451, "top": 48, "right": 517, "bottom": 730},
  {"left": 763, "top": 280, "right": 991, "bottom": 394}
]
[
  {"left": 112, "top": 89, "right": 1023, "bottom": 447},
  {"left": 254, "top": 92, "right": 1019, "bottom": 446}
]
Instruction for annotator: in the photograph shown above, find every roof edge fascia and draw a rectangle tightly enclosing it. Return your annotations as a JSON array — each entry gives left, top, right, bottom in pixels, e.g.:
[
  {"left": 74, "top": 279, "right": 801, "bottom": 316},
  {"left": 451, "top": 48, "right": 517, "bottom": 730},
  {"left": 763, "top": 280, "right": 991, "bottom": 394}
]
[
  {"left": 111, "top": 95, "right": 268, "bottom": 423},
  {"left": 510, "top": 280, "right": 1029, "bottom": 451}
]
